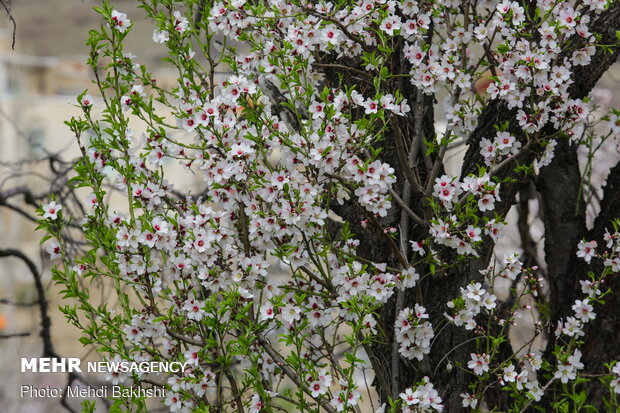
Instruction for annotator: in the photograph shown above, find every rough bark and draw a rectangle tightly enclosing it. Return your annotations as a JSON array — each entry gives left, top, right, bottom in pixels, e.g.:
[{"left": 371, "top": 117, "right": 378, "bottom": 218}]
[
  {"left": 580, "top": 160, "right": 620, "bottom": 408},
  {"left": 319, "top": 1, "right": 620, "bottom": 409},
  {"left": 534, "top": 139, "right": 587, "bottom": 410},
  {"left": 537, "top": 139, "right": 586, "bottom": 323},
  {"left": 535, "top": 3, "right": 620, "bottom": 409}
]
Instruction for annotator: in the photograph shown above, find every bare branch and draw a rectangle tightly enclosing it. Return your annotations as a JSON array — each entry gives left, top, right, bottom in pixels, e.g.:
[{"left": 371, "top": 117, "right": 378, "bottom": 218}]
[
  {"left": 0, "top": 331, "right": 31, "bottom": 339},
  {"left": 0, "top": 298, "right": 38, "bottom": 307},
  {"left": 0, "top": 249, "right": 55, "bottom": 357},
  {"left": 388, "top": 187, "right": 426, "bottom": 227},
  {"left": 0, "top": 0, "right": 16, "bottom": 50}
]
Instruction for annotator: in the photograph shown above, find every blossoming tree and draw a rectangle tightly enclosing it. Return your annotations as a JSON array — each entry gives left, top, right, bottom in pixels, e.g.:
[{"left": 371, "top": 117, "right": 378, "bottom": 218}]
[{"left": 39, "top": 0, "right": 620, "bottom": 411}]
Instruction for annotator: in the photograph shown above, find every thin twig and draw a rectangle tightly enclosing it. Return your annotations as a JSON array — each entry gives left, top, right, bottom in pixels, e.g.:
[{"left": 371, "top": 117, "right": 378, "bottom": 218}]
[
  {"left": 518, "top": 378, "right": 556, "bottom": 413},
  {"left": 0, "top": 249, "right": 55, "bottom": 357},
  {"left": 166, "top": 328, "right": 206, "bottom": 347},
  {"left": 303, "top": 8, "right": 371, "bottom": 53},
  {"left": 0, "top": 0, "right": 16, "bottom": 50},
  {"left": 0, "top": 331, "right": 31, "bottom": 339},
  {"left": 389, "top": 188, "right": 426, "bottom": 226},
  {"left": 256, "top": 332, "right": 337, "bottom": 413},
  {"left": 391, "top": 117, "right": 424, "bottom": 194},
  {"left": 457, "top": 139, "right": 535, "bottom": 205},
  {"left": 0, "top": 298, "right": 38, "bottom": 307}
]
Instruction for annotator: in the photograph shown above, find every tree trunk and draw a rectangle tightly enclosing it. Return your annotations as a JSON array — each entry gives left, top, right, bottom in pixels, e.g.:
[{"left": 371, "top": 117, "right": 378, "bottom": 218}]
[{"left": 324, "top": 2, "right": 620, "bottom": 409}]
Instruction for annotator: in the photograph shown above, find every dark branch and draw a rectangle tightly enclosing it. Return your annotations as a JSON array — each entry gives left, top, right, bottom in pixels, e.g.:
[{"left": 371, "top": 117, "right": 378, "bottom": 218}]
[
  {"left": 0, "top": 331, "right": 31, "bottom": 339},
  {"left": 0, "top": 0, "right": 16, "bottom": 50},
  {"left": 0, "top": 249, "right": 55, "bottom": 357},
  {"left": 537, "top": 139, "right": 586, "bottom": 322},
  {"left": 579, "top": 159, "right": 620, "bottom": 408}
]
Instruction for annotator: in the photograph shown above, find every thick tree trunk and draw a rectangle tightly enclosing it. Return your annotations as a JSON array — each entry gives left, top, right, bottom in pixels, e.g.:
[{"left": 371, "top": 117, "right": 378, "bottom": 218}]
[
  {"left": 536, "top": 4, "right": 620, "bottom": 409},
  {"left": 323, "top": 2, "right": 620, "bottom": 409},
  {"left": 537, "top": 139, "right": 586, "bottom": 323},
  {"left": 580, "top": 161, "right": 620, "bottom": 408}
]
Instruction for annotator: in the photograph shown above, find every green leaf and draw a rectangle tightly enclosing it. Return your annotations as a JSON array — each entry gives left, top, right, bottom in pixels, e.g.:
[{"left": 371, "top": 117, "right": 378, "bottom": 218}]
[
  {"left": 80, "top": 400, "right": 96, "bottom": 413},
  {"left": 497, "top": 43, "right": 510, "bottom": 54},
  {"left": 108, "top": 400, "right": 124, "bottom": 413},
  {"left": 79, "top": 336, "right": 93, "bottom": 346}
]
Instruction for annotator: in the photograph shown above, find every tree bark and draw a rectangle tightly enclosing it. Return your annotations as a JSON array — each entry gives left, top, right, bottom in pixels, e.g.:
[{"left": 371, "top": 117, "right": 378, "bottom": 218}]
[
  {"left": 537, "top": 138, "right": 586, "bottom": 323},
  {"left": 580, "top": 160, "right": 620, "bottom": 408},
  {"left": 321, "top": 1, "right": 620, "bottom": 409}
]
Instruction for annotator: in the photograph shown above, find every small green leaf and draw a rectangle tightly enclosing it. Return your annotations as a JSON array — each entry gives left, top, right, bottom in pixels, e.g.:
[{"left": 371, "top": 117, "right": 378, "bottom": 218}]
[{"left": 497, "top": 43, "right": 510, "bottom": 54}]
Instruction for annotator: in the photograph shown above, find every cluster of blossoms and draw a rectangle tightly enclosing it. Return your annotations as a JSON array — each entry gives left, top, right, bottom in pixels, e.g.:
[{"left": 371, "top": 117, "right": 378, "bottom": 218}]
[
  {"left": 446, "top": 282, "right": 497, "bottom": 330},
  {"left": 466, "top": 353, "right": 545, "bottom": 403},
  {"left": 330, "top": 383, "right": 362, "bottom": 412},
  {"left": 432, "top": 173, "right": 502, "bottom": 213},
  {"left": 496, "top": 253, "right": 526, "bottom": 281},
  {"left": 399, "top": 377, "right": 444, "bottom": 412},
  {"left": 426, "top": 172, "right": 506, "bottom": 257},
  {"left": 503, "top": 353, "right": 543, "bottom": 392},
  {"left": 429, "top": 216, "right": 503, "bottom": 258},
  {"left": 468, "top": 353, "right": 491, "bottom": 376},
  {"left": 37, "top": 0, "right": 620, "bottom": 412},
  {"left": 554, "top": 349, "right": 585, "bottom": 384},
  {"left": 577, "top": 230, "right": 620, "bottom": 270},
  {"left": 164, "top": 368, "right": 219, "bottom": 413},
  {"left": 199, "top": 0, "right": 617, "bottom": 177},
  {"left": 556, "top": 229, "right": 620, "bottom": 339},
  {"left": 479, "top": 131, "right": 522, "bottom": 166},
  {"left": 485, "top": 3, "right": 596, "bottom": 132},
  {"left": 395, "top": 305, "right": 434, "bottom": 361},
  {"left": 173, "top": 368, "right": 219, "bottom": 411},
  {"left": 122, "top": 313, "right": 166, "bottom": 345},
  {"left": 330, "top": 259, "right": 399, "bottom": 305},
  {"left": 307, "top": 369, "right": 333, "bottom": 397}
]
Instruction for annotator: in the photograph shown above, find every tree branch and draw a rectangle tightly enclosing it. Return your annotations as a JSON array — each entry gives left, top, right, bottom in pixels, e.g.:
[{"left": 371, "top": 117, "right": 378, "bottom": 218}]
[
  {"left": 537, "top": 139, "right": 586, "bottom": 322},
  {"left": 0, "top": 0, "right": 16, "bottom": 50},
  {"left": 0, "top": 249, "right": 55, "bottom": 357}
]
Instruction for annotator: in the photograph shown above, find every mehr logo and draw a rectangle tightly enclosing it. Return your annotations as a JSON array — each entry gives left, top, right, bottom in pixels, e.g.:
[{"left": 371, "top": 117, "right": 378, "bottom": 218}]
[
  {"left": 21, "top": 357, "right": 189, "bottom": 373},
  {"left": 21, "top": 358, "right": 82, "bottom": 373}
]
